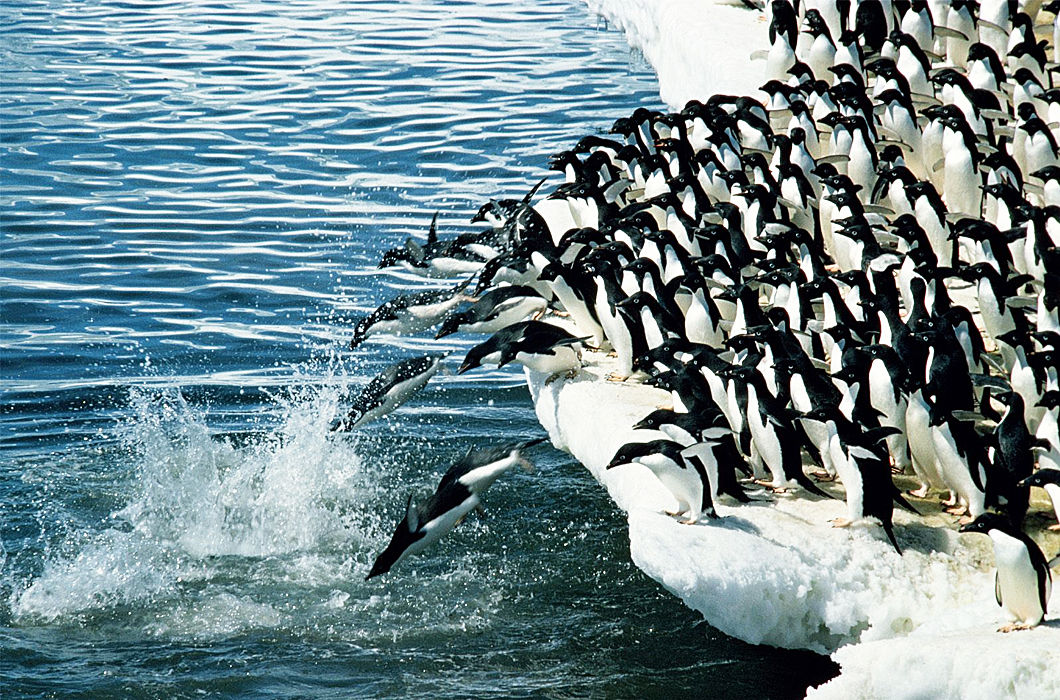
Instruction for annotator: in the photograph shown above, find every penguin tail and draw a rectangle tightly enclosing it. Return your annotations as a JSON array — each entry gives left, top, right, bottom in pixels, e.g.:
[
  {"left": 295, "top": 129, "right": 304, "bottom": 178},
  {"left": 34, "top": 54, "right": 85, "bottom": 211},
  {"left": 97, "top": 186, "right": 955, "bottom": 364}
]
[
  {"left": 883, "top": 521, "right": 902, "bottom": 556},
  {"left": 796, "top": 472, "right": 834, "bottom": 500}
]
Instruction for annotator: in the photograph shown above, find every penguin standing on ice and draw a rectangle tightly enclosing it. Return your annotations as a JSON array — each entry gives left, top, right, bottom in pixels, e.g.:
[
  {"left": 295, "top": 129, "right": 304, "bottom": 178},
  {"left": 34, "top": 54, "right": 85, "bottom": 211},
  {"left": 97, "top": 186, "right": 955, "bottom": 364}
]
[
  {"left": 333, "top": 353, "right": 448, "bottom": 431},
  {"left": 366, "top": 439, "right": 542, "bottom": 579},
  {"left": 1019, "top": 469, "right": 1060, "bottom": 531},
  {"left": 959, "top": 512, "right": 1053, "bottom": 632},
  {"left": 606, "top": 438, "right": 717, "bottom": 523}
]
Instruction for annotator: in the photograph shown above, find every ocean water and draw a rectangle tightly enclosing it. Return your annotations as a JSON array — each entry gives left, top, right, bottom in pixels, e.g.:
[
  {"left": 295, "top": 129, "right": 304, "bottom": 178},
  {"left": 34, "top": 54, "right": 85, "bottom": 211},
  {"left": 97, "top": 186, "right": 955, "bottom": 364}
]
[{"left": 1, "top": 0, "right": 837, "bottom": 696}]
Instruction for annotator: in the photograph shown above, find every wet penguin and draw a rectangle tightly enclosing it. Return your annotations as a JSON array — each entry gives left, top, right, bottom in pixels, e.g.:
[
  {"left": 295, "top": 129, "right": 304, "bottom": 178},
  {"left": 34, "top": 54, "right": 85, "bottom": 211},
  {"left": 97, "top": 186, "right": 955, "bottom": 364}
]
[
  {"left": 349, "top": 282, "right": 471, "bottom": 348},
  {"left": 333, "top": 353, "right": 448, "bottom": 431},
  {"left": 959, "top": 512, "right": 1053, "bottom": 631},
  {"left": 366, "top": 439, "right": 542, "bottom": 579}
]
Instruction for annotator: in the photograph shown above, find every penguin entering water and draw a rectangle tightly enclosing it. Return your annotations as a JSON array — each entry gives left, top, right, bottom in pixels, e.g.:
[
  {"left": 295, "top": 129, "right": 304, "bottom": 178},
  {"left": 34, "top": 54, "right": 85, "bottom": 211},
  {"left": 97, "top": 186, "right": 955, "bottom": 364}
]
[
  {"left": 349, "top": 281, "right": 472, "bottom": 348},
  {"left": 959, "top": 512, "right": 1053, "bottom": 632},
  {"left": 366, "top": 439, "right": 542, "bottom": 580},
  {"left": 333, "top": 353, "right": 448, "bottom": 431}
]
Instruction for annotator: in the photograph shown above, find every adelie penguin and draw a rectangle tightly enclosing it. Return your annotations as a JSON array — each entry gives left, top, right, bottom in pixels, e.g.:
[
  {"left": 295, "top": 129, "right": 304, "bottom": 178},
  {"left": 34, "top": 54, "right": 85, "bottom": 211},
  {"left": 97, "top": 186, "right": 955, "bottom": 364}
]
[
  {"left": 366, "top": 439, "right": 543, "bottom": 579},
  {"left": 606, "top": 438, "right": 717, "bottom": 523},
  {"left": 960, "top": 512, "right": 1053, "bottom": 632},
  {"left": 457, "top": 319, "right": 587, "bottom": 382},
  {"left": 349, "top": 280, "right": 472, "bottom": 348},
  {"left": 333, "top": 353, "right": 448, "bottom": 431}
]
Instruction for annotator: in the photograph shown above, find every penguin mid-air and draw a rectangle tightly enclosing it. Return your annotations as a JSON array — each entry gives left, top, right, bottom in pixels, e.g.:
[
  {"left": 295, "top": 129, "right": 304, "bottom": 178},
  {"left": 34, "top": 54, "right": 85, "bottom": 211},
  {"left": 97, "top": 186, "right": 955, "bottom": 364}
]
[
  {"left": 366, "top": 439, "right": 542, "bottom": 579},
  {"left": 960, "top": 512, "right": 1053, "bottom": 632},
  {"left": 333, "top": 353, "right": 448, "bottom": 431}
]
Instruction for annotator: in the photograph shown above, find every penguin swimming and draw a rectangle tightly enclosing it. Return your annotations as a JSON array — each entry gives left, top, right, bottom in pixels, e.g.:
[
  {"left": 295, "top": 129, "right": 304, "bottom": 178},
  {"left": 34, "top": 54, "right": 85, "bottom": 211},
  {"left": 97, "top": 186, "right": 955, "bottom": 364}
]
[
  {"left": 333, "top": 353, "right": 448, "bottom": 431},
  {"left": 366, "top": 439, "right": 542, "bottom": 579},
  {"left": 960, "top": 512, "right": 1053, "bottom": 631}
]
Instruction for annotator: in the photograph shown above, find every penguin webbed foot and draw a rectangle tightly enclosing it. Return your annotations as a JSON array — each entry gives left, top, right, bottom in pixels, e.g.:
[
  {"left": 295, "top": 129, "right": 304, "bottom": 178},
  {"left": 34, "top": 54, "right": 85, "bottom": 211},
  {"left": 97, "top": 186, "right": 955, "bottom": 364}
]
[
  {"left": 1048, "top": 524, "right": 1060, "bottom": 532},
  {"left": 997, "top": 622, "right": 1038, "bottom": 633},
  {"left": 829, "top": 517, "right": 853, "bottom": 528},
  {"left": 606, "top": 372, "right": 629, "bottom": 382},
  {"left": 908, "top": 484, "right": 931, "bottom": 499},
  {"left": 811, "top": 470, "right": 837, "bottom": 482}
]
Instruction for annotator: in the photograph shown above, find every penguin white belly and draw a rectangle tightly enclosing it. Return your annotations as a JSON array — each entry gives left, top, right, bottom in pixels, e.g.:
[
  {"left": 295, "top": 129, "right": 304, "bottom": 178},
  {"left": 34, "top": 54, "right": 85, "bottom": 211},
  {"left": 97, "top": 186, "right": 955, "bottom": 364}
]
[
  {"left": 931, "top": 424, "right": 986, "bottom": 516},
  {"left": 944, "top": 147, "right": 979, "bottom": 217},
  {"left": 905, "top": 391, "right": 944, "bottom": 490},
  {"left": 512, "top": 346, "right": 580, "bottom": 375},
  {"left": 642, "top": 455, "right": 701, "bottom": 518},
  {"left": 1044, "top": 483, "right": 1060, "bottom": 527},
  {"left": 988, "top": 530, "right": 1051, "bottom": 626},
  {"left": 684, "top": 290, "right": 723, "bottom": 347}
]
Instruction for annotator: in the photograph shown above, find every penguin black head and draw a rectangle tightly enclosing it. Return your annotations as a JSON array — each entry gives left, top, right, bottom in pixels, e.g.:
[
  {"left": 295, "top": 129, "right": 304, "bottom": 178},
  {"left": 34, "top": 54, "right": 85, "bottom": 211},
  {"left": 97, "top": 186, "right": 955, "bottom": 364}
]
[
  {"left": 1019, "top": 469, "right": 1060, "bottom": 490},
  {"left": 958, "top": 511, "right": 1015, "bottom": 537}
]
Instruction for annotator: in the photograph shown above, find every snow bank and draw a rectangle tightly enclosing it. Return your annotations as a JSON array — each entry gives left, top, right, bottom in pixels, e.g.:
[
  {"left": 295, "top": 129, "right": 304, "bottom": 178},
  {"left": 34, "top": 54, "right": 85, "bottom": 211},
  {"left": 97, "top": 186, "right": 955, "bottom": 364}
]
[
  {"left": 584, "top": 0, "right": 769, "bottom": 109},
  {"left": 528, "top": 358, "right": 1060, "bottom": 696}
]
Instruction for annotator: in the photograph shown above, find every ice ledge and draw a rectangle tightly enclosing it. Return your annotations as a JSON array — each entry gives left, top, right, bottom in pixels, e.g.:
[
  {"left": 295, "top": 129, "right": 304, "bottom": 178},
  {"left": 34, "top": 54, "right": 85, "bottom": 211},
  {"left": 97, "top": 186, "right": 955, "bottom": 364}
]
[
  {"left": 527, "top": 358, "right": 1060, "bottom": 696},
  {"left": 584, "top": 0, "right": 769, "bottom": 109}
]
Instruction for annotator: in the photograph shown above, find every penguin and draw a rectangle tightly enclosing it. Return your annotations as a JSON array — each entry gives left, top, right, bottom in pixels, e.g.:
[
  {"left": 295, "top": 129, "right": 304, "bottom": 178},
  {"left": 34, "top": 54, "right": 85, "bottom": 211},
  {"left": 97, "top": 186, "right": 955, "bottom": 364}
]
[
  {"left": 1018, "top": 468, "right": 1060, "bottom": 531},
  {"left": 457, "top": 320, "right": 586, "bottom": 381},
  {"left": 333, "top": 353, "right": 448, "bottom": 431},
  {"left": 959, "top": 512, "right": 1053, "bottom": 631},
  {"left": 435, "top": 285, "right": 548, "bottom": 339},
  {"left": 720, "top": 364, "right": 831, "bottom": 498},
  {"left": 606, "top": 438, "right": 718, "bottom": 523},
  {"left": 349, "top": 281, "right": 472, "bottom": 348},
  {"left": 366, "top": 439, "right": 541, "bottom": 579},
  {"left": 987, "top": 392, "right": 1036, "bottom": 527}
]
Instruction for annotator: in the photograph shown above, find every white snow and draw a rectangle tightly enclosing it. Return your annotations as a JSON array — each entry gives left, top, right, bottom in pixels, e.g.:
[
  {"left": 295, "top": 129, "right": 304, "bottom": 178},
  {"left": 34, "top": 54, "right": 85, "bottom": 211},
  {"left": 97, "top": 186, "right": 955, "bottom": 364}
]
[{"left": 547, "top": 3, "right": 1060, "bottom": 695}]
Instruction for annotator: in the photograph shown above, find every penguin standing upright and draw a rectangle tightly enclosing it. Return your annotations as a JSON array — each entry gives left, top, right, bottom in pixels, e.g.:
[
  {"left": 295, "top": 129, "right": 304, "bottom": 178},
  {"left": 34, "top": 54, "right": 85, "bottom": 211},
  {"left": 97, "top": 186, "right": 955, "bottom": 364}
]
[{"left": 960, "top": 512, "right": 1053, "bottom": 631}]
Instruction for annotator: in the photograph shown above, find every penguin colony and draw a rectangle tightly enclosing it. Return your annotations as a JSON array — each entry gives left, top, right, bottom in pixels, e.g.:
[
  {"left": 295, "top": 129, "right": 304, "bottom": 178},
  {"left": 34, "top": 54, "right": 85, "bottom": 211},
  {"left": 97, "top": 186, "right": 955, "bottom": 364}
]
[{"left": 346, "top": 0, "right": 1060, "bottom": 630}]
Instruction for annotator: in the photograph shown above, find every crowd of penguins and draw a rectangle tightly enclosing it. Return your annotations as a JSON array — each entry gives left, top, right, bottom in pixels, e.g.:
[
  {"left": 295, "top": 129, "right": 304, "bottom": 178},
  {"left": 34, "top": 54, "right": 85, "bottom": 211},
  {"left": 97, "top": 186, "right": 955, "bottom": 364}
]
[{"left": 348, "top": 0, "right": 1060, "bottom": 621}]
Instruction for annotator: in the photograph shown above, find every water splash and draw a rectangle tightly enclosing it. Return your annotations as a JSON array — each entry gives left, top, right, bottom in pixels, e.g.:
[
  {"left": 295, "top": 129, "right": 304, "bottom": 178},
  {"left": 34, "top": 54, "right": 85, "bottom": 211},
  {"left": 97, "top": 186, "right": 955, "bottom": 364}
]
[{"left": 10, "top": 381, "right": 375, "bottom": 623}]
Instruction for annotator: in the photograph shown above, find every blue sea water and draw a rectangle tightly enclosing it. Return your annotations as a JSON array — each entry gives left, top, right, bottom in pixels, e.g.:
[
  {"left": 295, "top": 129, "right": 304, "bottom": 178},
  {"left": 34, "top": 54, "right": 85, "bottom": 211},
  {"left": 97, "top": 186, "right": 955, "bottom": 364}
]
[{"left": 1, "top": 0, "right": 836, "bottom": 696}]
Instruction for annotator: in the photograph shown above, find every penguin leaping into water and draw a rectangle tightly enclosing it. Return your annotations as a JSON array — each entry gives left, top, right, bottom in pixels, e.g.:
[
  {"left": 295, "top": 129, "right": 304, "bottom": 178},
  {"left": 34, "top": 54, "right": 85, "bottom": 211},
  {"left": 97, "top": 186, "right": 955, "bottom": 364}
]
[
  {"left": 366, "top": 438, "right": 543, "bottom": 579},
  {"left": 333, "top": 353, "right": 448, "bottom": 431}
]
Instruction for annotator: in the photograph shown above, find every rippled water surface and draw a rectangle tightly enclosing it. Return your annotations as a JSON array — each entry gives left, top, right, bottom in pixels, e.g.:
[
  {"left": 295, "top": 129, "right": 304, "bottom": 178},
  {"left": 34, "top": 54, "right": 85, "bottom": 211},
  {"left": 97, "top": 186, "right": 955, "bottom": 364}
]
[{"left": 2, "top": 0, "right": 836, "bottom": 696}]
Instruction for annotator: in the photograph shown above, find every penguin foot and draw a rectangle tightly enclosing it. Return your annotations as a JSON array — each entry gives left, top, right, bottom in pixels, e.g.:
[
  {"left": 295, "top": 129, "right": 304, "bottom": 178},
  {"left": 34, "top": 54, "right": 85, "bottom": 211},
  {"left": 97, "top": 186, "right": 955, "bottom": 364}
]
[
  {"left": 942, "top": 492, "right": 959, "bottom": 507},
  {"left": 606, "top": 372, "right": 628, "bottom": 382},
  {"left": 545, "top": 369, "right": 578, "bottom": 385},
  {"left": 829, "top": 518, "right": 853, "bottom": 528},
  {"left": 907, "top": 485, "right": 931, "bottom": 499},
  {"left": 1047, "top": 524, "right": 1060, "bottom": 532},
  {"left": 679, "top": 518, "right": 699, "bottom": 525},
  {"left": 997, "top": 623, "right": 1037, "bottom": 633},
  {"left": 945, "top": 505, "right": 969, "bottom": 516},
  {"left": 811, "top": 470, "right": 837, "bottom": 482}
]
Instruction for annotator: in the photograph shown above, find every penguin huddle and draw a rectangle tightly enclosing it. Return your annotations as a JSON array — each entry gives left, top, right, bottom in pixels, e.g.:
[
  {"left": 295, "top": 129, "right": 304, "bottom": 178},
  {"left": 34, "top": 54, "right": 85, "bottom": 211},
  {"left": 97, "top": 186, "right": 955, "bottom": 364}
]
[{"left": 346, "top": 0, "right": 1059, "bottom": 626}]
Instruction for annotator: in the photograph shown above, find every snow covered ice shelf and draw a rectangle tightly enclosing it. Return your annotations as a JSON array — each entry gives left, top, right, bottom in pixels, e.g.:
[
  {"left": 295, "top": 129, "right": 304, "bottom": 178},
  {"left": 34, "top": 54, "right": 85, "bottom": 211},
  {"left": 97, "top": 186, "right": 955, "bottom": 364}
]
[{"left": 527, "top": 357, "right": 1060, "bottom": 698}]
